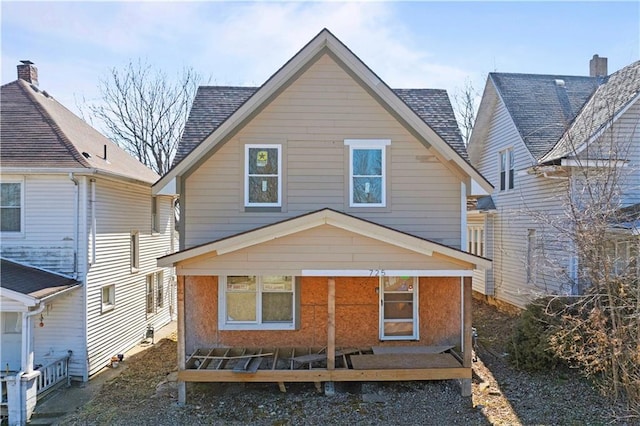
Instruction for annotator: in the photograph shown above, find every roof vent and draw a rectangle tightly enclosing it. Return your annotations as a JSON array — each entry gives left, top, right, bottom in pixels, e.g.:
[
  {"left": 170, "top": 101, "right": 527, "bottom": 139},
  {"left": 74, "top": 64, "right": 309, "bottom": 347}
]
[
  {"left": 554, "top": 79, "right": 565, "bottom": 87},
  {"left": 82, "top": 152, "right": 92, "bottom": 159}
]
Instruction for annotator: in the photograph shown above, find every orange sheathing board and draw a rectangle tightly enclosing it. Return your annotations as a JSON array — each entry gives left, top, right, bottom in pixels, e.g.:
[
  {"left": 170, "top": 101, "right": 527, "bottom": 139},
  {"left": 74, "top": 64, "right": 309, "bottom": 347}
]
[
  {"left": 183, "top": 276, "right": 463, "bottom": 349},
  {"left": 184, "top": 276, "right": 218, "bottom": 354},
  {"left": 420, "top": 277, "right": 461, "bottom": 346}
]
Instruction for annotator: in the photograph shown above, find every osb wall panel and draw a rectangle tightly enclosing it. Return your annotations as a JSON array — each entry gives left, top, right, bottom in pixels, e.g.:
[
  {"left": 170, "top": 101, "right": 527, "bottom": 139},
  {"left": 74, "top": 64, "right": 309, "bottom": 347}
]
[
  {"left": 420, "top": 277, "right": 461, "bottom": 346},
  {"left": 184, "top": 276, "right": 218, "bottom": 354},
  {"left": 183, "top": 275, "right": 464, "bottom": 351}
]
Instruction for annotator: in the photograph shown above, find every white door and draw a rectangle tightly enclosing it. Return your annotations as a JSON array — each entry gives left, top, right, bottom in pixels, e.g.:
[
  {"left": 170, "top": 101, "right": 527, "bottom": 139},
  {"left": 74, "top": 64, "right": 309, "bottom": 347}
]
[
  {"left": 1, "top": 312, "right": 23, "bottom": 371},
  {"left": 379, "top": 276, "right": 418, "bottom": 340}
]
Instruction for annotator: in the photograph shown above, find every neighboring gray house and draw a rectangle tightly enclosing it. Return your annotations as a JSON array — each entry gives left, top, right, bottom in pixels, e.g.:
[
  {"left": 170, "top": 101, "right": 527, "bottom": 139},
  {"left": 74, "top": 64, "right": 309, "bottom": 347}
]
[
  {"left": 0, "top": 61, "right": 177, "bottom": 424},
  {"left": 154, "top": 29, "right": 492, "bottom": 404},
  {"left": 468, "top": 55, "right": 640, "bottom": 309}
]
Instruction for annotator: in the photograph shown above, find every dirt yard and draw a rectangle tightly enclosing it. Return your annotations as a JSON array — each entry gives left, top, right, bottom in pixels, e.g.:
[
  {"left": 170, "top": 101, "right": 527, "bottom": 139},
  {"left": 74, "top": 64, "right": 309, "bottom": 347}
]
[{"left": 60, "top": 299, "right": 630, "bottom": 425}]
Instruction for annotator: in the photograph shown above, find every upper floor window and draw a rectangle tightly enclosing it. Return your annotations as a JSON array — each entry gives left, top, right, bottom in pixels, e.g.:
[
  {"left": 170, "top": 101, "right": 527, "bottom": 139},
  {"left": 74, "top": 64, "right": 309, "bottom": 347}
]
[
  {"left": 220, "top": 275, "right": 296, "bottom": 330},
  {"left": 245, "top": 144, "right": 281, "bottom": 207},
  {"left": 131, "top": 231, "right": 140, "bottom": 271},
  {"left": 1, "top": 182, "right": 23, "bottom": 233},
  {"left": 151, "top": 196, "right": 159, "bottom": 233},
  {"left": 345, "top": 139, "right": 390, "bottom": 207},
  {"left": 499, "top": 148, "right": 514, "bottom": 191}
]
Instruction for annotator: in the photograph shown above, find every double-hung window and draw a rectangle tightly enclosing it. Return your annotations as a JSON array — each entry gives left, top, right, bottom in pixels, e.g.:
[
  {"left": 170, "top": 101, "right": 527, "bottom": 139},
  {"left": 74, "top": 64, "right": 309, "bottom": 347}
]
[
  {"left": 245, "top": 144, "right": 281, "bottom": 207},
  {"left": 1, "top": 181, "right": 23, "bottom": 233},
  {"left": 345, "top": 139, "right": 390, "bottom": 207},
  {"left": 220, "top": 275, "right": 295, "bottom": 330},
  {"left": 499, "top": 148, "right": 514, "bottom": 191}
]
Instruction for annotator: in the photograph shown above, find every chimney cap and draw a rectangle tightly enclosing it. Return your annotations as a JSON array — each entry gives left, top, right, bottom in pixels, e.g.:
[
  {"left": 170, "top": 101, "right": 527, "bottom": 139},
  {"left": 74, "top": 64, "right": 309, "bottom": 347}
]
[{"left": 20, "top": 60, "right": 34, "bottom": 65}]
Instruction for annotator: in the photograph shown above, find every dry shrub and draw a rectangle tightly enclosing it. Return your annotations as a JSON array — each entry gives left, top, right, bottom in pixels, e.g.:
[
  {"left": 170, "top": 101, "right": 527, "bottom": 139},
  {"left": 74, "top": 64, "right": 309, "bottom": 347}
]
[{"left": 548, "top": 276, "right": 640, "bottom": 418}]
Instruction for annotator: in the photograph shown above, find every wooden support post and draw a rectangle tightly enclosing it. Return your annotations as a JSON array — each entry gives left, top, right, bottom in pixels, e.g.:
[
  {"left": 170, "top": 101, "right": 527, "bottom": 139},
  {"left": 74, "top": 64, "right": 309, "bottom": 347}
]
[
  {"left": 327, "top": 277, "right": 336, "bottom": 370},
  {"left": 177, "top": 276, "right": 187, "bottom": 405},
  {"left": 460, "top": 276, "right": 472, "bottom": 397}
]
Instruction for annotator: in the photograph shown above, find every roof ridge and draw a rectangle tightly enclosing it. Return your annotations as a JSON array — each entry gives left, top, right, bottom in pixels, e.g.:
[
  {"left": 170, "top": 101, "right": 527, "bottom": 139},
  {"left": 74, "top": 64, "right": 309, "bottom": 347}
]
[{"left": 16, "top": 80, "right": 91, "bottom": 168}]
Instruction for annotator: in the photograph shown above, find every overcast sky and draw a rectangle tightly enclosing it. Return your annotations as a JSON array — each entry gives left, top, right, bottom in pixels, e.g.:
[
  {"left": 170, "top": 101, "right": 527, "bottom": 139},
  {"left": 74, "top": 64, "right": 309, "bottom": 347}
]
[{"left": 2, "top": 1, "right": 639, "bottom": 116}]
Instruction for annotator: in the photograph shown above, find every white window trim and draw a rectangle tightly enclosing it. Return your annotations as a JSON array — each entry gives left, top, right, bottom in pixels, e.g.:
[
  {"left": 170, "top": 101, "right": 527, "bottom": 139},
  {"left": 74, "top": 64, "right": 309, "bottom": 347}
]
[
  {"left": 219, "top": 276, "right": 296, "bottom": 331},
  {"left": 101, "top": 284, "right": 115, "bottom": 313},
  {"left": 151, "top": 196, "right": 159, "bottom": 234},
  {"left": 244, "top": 144, "right": 282, "bottom": 207},
  {"left": 379, "top": 276, "right": 419, "bottom": 341},
  {"left": 1, "top": 179, "right": 25, "bottom": 236},
  {"left": 344, "top": 139, "right": 390, "bottom": 207}
]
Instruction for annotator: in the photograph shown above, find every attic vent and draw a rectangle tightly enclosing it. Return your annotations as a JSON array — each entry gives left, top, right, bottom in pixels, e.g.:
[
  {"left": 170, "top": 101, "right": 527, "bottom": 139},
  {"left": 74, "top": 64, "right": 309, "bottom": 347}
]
[
  {"left": 82, "top": 152, "right": 91, "bottom": 159},
  {"left": 554, "top": 79, "right": 565, "bottom": 87},
  {"left": 42, "top": 90, "right": 51, "bottom": 98}
]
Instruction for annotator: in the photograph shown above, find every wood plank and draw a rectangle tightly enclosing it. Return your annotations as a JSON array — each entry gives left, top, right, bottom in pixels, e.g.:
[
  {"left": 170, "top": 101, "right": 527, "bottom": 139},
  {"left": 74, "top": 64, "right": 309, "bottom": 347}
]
[
  {"left": 290, "top": 348, "right": 359, "bottom": 364},
  {"left": 234, "top": 357, "right": 263, "bottom": 373},
  {"left": 371, "top": 345, "right": 454, "bottom": 355},
  {"left": 327, "top": 277, "right": 336, "bottom": 370},
  {"left": 178, "top": 367, "right": 471, "bottom": 383},
  {"left": 350, "top": 353, "right": 462, "bottom": 370}
]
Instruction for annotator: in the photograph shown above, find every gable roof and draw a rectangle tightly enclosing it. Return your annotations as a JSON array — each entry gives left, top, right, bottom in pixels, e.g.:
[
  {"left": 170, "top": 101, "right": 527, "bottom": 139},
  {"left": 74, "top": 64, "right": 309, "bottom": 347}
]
[
  {"left": 0, "top": 258, "right": 81, "bottom": 301},
  {"left": 1, "top": 79, "right": 159, "bottom": 184},
  {"left": 174, "top": 86, "right": 466, "bottom": 167},
  {"left": 541, "top": 60, "right": 640, "bottom": 163},
  {"left": 156, "top": 28, "right": 491, "bottom": 193},
  {"left": 489, "top": 73, "right": 599, "bottom": 160},
  {"left": 158, "top": 208, "right": 491, "bottom": 269}
]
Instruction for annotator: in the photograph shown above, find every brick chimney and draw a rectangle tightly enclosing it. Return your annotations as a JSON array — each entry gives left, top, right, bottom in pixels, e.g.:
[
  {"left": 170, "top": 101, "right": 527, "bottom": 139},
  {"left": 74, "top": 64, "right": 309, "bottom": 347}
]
[
  {"left": 17, "top": 60, "right": 38, "bottom": 86},
  {"left": 589, "top": 54, "right": 608, "bottom": 77}
]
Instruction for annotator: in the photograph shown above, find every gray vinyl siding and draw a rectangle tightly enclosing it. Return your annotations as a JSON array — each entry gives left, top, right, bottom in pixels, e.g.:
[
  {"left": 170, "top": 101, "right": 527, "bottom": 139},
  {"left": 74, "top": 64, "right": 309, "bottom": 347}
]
[
  {"left": 84, "top": 179, "right": 175, "bottom": 377},
  {"left": 0, "top": 174, "right": 77, "bottom": 274},
  {"left": 184, "top": 54, "right": 463, "bottom": 250},
  {"left": 472, "top": 97, "right": 573, "bottom": 308}
]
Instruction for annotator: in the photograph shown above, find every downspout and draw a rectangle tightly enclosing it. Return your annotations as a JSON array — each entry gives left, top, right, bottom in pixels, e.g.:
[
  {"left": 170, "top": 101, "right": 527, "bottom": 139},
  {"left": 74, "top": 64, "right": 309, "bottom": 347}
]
[{"left": 68, "top": 173, "right": 79, "bottom": 279}]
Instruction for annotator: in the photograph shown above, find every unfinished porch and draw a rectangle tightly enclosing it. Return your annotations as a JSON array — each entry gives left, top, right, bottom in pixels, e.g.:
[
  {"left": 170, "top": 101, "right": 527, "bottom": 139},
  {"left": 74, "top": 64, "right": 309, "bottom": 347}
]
[{"left": 179, "top": 345, "right": 470, "bottom": 387}]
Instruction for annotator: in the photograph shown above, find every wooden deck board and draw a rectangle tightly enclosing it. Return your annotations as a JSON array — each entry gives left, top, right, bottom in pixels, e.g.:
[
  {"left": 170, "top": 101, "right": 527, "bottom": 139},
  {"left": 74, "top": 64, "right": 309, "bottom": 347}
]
[
  {"left": 371, "top": 345, "right": 454, "bottom": 355},
  {"left": 350, "top": 353, "right": 461, "bottom": 370}
]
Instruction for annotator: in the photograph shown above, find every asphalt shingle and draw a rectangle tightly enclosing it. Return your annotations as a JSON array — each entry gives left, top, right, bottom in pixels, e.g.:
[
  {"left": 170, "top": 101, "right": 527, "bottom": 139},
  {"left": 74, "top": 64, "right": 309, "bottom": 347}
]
[{"left": 1, "top": 258, "right": 81, "bottom": 300}]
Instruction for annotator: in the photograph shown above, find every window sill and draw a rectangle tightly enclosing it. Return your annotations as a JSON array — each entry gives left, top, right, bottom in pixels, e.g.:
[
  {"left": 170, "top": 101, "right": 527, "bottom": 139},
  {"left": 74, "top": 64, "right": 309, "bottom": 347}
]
[
  {"left": 101, "top": 305, "right": 115, "bottom": 314},
  {"left": 244, "top": 206, "right": 282, "bottom": 213},
  {"left": 131, "top": 267, "right": 140, "bottom": 274},
  {"left": 220, "top": 323, "right": 296, "bottom": 331}
]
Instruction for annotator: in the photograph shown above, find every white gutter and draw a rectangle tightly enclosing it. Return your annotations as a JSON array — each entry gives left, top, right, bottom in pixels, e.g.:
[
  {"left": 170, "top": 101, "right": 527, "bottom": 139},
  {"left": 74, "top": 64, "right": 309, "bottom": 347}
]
[{"left": 3, "top": 167, "right": 156, "bottom": 187}]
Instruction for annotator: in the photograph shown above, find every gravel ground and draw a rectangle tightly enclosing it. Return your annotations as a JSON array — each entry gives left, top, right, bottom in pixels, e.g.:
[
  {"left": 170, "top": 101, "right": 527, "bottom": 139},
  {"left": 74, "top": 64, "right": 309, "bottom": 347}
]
[{"left": 61, "top": 299, "right": 633, "bottom": 426}]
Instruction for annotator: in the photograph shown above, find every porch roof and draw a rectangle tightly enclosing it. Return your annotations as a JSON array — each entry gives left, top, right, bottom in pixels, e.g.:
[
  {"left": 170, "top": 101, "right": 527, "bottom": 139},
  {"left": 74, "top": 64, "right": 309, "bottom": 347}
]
[
  {"left": 0, "top": 258, "right": 81, "bottom": 303},
  {"left": 158, "top": 208, "right": 491, "bottom": 270}
]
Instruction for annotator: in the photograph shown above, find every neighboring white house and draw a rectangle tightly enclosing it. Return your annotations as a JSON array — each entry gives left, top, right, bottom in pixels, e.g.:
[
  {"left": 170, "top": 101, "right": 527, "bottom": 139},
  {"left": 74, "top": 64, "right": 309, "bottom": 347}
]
[
  {"left": 467, "top": 55, "right": 640, "bottom": 309},
  {"left": 0, "top": 61, "right": 177, "bottom": 424}
]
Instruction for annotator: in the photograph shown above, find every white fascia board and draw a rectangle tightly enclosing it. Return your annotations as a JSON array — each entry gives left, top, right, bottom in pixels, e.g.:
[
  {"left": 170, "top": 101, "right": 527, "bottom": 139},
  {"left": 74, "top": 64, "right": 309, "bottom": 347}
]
[
  {"left": 560, "top": 159, "right": 628, "bottom": 168},
  {"left": 0, "top": 287, "right": 39, "bottom": 307},
  {"left": 301, "top": 270, "right": 474, "bottom": 277},
  {"left": 470, "top": 179, "right": 490, "bottom": 196}
]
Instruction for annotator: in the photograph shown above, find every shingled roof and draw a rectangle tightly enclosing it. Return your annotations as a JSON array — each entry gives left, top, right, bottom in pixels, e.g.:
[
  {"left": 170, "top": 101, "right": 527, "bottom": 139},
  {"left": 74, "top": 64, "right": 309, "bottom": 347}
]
[
  {"left": 490, "top": 73, "right": 599, "bottom": 160},
  {"left": 1, "top": 78, "right": 159, "bottom": 184},
  {"left": 173, "top": 86, "right": 466, "bottom": 167},
  {"left": 542, "top": 60, "right": 640, "bottom": 163},
  {"left": 1, "top": 258, "right": 80, "bottom": 300}
]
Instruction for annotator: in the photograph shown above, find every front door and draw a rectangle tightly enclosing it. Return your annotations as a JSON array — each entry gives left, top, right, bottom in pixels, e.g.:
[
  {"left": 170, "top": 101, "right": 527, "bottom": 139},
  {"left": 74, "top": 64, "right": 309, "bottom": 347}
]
[{"left": 379, "top": 276, "right": 418, "bottom": 340}]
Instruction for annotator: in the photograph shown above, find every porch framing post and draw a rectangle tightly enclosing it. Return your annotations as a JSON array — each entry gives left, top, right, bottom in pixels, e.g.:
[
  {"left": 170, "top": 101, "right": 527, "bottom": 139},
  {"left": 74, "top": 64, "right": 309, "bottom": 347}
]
[
  {"left": 460, "top": 276, "right": 472, "bottom": 396},
  {"left": 327, "top": 277, "right": 336, "bottom": 370},
  {"left": 177, "top": 276, "right": 186, "bottom": 405}
]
